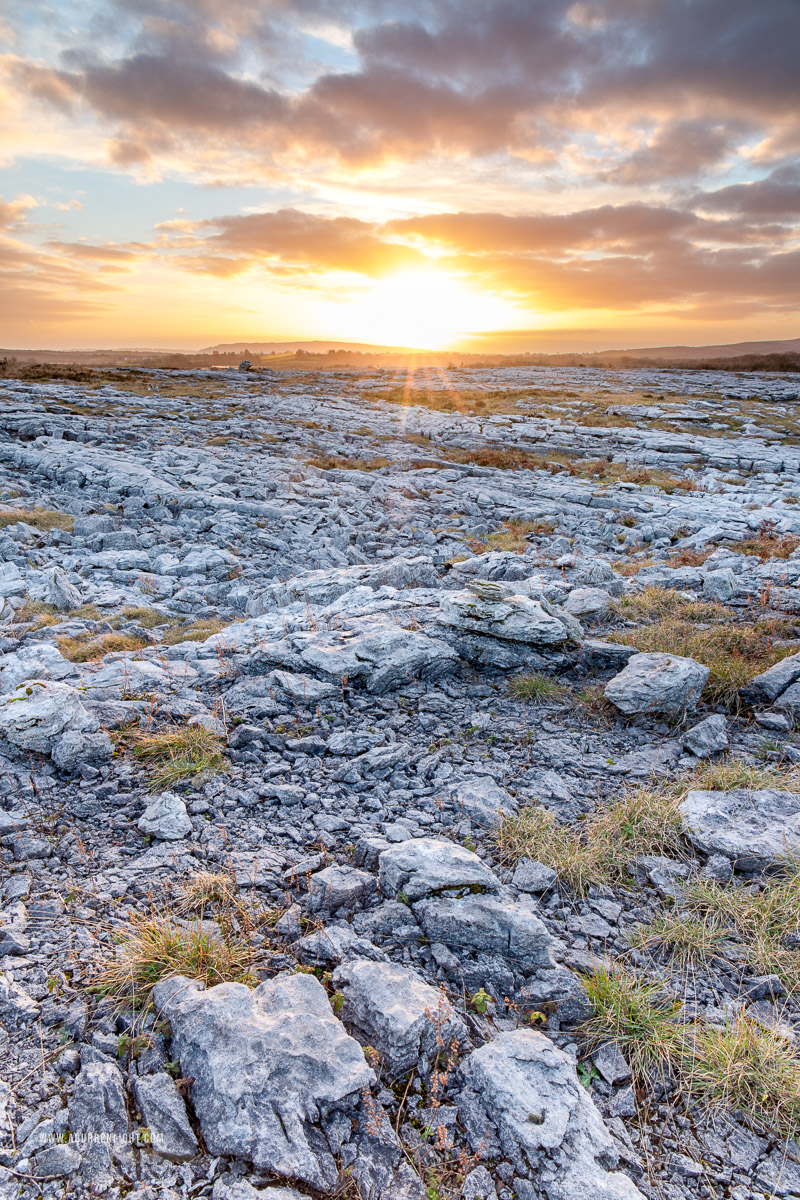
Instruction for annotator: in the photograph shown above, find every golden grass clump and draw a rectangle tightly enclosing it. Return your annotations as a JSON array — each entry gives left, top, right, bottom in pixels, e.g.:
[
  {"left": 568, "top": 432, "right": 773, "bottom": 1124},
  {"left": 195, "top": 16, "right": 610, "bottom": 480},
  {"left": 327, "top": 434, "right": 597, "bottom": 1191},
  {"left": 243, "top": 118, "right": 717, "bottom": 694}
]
[
  {"left": 611, "top": 614, "right": 796, "bottom": 709},
  {"left": 11, "top": 600, "right": 59, "bottom": 628},
  {"left": 122, "top": 722, "right": 228, "bottom": 790},
  {"left": 494, "top": 785, "right": 684, "bottom": 893},
  {"left": 160, "top": 617, "right": 227, "bottom": 645},
  {"left": 612, "top": 586, "right": 727, "bottom": 623},
  {"left": 92, "top": 915, "right": 254, "bottom": 1006},
  {"left": 57, "top": 632, "right": 150, "bottom": 663},
  {"left": 483, "top": 519, "right": 537, "bottom": 553},
  {"left": 683, "top": 865, "right": 800, "bottom": 997},
  {"left": 690, "top": 757, "right": 800, "bottom": 793},
  {"left": 0, "top": 507, "right": 74, "bottom": 531}
]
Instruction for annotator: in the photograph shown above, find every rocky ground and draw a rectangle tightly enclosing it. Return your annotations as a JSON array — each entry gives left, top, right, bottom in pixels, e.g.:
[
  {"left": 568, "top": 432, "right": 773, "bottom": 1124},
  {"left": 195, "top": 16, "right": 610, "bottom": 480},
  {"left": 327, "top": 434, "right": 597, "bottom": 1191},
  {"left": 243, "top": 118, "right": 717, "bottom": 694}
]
[{"left": 2, "top": 362, "right": 800, "bottom": 1200}]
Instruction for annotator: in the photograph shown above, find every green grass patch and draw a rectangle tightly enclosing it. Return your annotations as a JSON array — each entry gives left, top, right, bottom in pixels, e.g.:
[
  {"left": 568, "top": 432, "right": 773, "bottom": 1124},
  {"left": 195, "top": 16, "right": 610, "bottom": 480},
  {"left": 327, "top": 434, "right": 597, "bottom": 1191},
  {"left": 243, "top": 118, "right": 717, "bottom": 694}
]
[
  {"left": 508, "top": 672, "right": 568, "bottom": 702},
  {"left": 121, "top": 723, "right": 228, "bottom": 790}
]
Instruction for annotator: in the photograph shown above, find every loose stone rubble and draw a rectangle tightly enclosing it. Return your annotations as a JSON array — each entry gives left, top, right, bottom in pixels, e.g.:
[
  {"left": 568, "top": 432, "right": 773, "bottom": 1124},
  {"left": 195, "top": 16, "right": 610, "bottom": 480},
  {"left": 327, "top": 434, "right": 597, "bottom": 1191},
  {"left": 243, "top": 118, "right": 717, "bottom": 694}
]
[{"left": 2, "top": 361, "right": 800, "bottom": 1200}]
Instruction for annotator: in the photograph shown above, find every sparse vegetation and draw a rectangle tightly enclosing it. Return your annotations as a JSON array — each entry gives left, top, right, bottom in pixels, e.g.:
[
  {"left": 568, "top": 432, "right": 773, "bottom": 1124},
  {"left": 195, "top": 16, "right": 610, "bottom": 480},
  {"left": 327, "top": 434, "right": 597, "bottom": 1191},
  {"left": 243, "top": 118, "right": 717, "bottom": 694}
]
[
  {"left": 690, "top": 757, "right": 800, "bottom": 792},
  {"left": 727, "top": 520, "right": 800, "bottom": 561},
  {"left": 11, "top": 600, "right": 59, "bottom": 628},
  {"left": 610, "top": 607, "right": 798, "bottom": 709},
  {"left": 118, "top": 723, "right": 227, "bottom": 790},
  {"left": 495, "top": 786, "right": 685, "bottom": 892},
  {"left": 612, "top": 586, "right": 726, "bottom": 623},
  {"left": 683, "top": 862, "right": 800, "bottom": 997},
  {"left": 581, "top": 965, "right": 683, "bottom": 1079},
  {"left": 482, "top": 519, "right": 536, "bottom": 553},
  {"left": 160, "top": 617, "right": 227, "bottom": 645}
]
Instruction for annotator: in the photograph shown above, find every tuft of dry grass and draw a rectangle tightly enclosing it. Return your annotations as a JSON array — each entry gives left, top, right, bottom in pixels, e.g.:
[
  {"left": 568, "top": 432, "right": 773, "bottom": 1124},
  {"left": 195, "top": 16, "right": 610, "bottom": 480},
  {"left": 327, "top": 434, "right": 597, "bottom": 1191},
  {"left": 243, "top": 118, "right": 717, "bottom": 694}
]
[
  {"left": 160, "top": 617, "right": 227, "bottom": 645},
  {"left": 508, "top": 672, "right": 568, "bottom": 702},
  {"left": 57, "top": 632, "right": 150, "bottom": 663},
  {"left": 92, "top": 915, "right": 254, "bottom": 1006},
  {"left": 612, "top": 586, "right": 727, "bottom": 623},
  {"left": 683, "top": 863, "right": 800, "bottom": 997},
  {"left": 306, "top": 454, "right": 391, "bottom": 472},
  {"left": 119, "top": 723, "right": 227, "bottom": 790},
  {"left": 482, "top": 519, "right": 537, "bottom": 553},
  {"left": 687, "top": 1012, "right": 800, "bottom": 1138},
  {"left": 627, "top": 911, "right": 732, "bottom": 967},
  {"left": 494, "top": 785, "right": 685, "bottom": 893},
  {"left": 689, "top": 757, "right": 800, "bottom": 793},
  {"left": 0, "top": 507, "right": 74, "bottom": 531},
  {"left": 668, "top": 546, "right": 715, "bottom": 567},
  {"left": 11, "top": 600, "right": 59, "bottom": 628},
  {"left": 728, "top": 521, "right": 800, "bottom": 562},
  {"left": 610, "top": 614, "right": 797, "bottom": 709},
  {"left": 581, "top": 965, "right": 800, "bottom": 1138},
  {"left": 108, "top": 606, "right": 171, "bottom": 630},
  {"left": 575, "top": 683, "right": 617, "bottom": 723},
  {"left": 176, "top": 871, "right": 238, "bottom": 915},
  {"left": 581, "top": 965, "right": 684, "bottom": 1080}
]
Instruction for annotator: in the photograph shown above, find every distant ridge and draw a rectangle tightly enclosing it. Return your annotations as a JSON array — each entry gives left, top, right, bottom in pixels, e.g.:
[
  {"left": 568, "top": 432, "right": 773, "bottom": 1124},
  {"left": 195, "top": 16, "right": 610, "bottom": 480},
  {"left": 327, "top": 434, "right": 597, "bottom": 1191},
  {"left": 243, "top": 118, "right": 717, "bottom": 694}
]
[{"left": 594, "top": 337, "right": 800, "bottom": 361}]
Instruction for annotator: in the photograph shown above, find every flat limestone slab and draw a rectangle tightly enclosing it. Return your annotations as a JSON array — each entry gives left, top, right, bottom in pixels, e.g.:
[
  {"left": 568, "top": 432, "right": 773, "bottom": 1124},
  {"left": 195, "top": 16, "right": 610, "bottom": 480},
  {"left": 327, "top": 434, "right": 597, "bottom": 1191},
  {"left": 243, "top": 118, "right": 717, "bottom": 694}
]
[{"left": 679, "top": 788, "right": 800, "bottom": 869}]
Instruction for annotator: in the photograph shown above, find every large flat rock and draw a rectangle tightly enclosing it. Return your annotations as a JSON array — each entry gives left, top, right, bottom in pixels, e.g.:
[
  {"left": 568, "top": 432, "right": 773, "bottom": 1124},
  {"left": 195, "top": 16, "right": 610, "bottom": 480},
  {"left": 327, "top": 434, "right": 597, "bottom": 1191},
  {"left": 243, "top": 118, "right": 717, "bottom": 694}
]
[{"left": 679, "top": 788, "right": 800, "bottom": 869}]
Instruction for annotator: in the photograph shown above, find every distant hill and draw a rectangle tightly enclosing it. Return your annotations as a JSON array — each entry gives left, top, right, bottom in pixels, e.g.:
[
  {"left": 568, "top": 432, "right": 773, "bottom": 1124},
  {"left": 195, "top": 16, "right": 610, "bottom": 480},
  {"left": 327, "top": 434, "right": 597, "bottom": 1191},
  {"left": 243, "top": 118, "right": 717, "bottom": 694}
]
[
  {"left": 595, "top": 337, "right": 800, "bottom": 361},
  {"left": 200, "top": 339, "right": 422, "bottom": 355}
]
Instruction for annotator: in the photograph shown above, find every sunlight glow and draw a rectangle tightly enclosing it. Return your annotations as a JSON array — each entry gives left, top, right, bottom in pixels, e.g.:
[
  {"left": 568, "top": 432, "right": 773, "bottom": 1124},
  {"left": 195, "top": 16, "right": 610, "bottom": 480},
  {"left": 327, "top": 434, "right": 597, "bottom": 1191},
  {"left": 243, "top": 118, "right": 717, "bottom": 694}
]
[{"left": 349, "top": 269, "right": 523, "bottom": 349}]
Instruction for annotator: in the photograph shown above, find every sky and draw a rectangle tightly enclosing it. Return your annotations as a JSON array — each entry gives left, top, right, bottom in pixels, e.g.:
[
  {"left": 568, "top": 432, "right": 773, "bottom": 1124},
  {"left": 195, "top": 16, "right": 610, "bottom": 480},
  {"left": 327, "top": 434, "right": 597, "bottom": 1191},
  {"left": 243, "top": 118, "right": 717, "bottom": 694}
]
[{"left": 1, "top": 0, "right": 799, "bottom": 352}]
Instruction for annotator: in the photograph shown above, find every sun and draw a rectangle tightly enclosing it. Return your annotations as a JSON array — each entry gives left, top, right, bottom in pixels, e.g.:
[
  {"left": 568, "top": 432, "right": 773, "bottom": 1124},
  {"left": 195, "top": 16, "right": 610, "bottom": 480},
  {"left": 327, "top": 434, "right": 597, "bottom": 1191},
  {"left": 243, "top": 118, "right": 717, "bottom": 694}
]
[{"left": 349, "top": 268, "right": 520, "bottom": 349}]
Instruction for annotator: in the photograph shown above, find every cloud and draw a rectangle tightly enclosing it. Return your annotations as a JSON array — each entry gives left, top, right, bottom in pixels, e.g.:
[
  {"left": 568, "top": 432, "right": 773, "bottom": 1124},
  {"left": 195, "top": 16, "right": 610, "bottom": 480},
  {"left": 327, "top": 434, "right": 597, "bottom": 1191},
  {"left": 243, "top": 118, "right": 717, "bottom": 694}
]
[
  {"left": 166, "top": 207, "right": 427, "bottom": 276},
  {"left": 11, "top": 0, "right": 799, "bottom": 178},
  {"left": 693, "top": 166, "right": 800, "bottom": 219}
]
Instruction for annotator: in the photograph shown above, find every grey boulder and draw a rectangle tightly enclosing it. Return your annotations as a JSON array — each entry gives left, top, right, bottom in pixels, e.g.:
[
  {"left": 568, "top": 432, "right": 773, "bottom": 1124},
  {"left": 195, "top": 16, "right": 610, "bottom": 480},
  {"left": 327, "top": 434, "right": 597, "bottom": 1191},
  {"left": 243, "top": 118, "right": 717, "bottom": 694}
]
[
  {"left": 680, "top": 788, "right": 800, "bottom": 869},
  {"left": 138, "top": 792, "right": 193, "bottom": 841},
  {"left": 415, "top": 895, "right": 555, "bottom": 965},
  {"left": 332, "top": 959, "right": 468, "bottom": 1078},
  {"left": 152, "top": 972, "right": 374, "bottom": 1189},
  {"left": 458, "top": 1030, "right": 644, "bottom": 1200},
  {"left": 0, "top": 680, "right": 112, "bottom": 765},
  {"left": 604, "top": 652, "right": 708, "bottom": 716},
  {"left": 682, "top": 714, "right": 728, "bottom": 759},
  {"left": 739, "top": 651, "right": 800, "bottom": 706},
  {"left": 438, "top": 586, "right": 574, "bottom": 648},
  {"left": 132, "top": 1072, "right": 198, "bottom": 1161},
  {"left": 448, "top": 777, "right": 517, "bottom": 829},
  {"left": 379, "top": 838, "right": 499, "bottom": 902}
]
